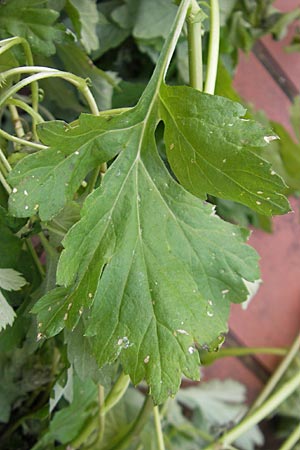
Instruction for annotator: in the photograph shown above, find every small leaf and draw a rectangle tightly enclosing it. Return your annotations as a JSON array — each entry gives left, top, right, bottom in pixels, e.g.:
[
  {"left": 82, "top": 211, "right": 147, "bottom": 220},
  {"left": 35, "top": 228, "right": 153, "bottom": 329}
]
[
  {"left": 0, "top": 291, "right": 16, "bottom": 332},
  {"left": 0, "top": 268, "right": 27, "bottom": 291},
  {"left": 66, "top": 0, "right": 99, "bottom": 53},
  {"left": 159, "top": 83, "right": 290, "bottom": 216}
]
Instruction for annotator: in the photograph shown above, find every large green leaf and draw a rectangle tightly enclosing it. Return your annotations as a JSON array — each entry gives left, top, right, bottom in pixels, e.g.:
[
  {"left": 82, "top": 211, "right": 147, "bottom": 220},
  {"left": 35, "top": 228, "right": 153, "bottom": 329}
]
[
  {"left": 0, "top": 0, "right": 66, "bottom": 57},
  {"left": 30, "top": 0, "right": 287, "bottom": 403}
]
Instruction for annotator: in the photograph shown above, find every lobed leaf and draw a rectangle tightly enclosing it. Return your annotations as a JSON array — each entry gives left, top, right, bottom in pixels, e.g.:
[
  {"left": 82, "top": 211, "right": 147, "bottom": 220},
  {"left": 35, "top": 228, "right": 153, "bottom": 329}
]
[
  {"left": 30, "top": 0, "right": 289, "bottom": 403},
  {"left": 159, "top": 83, "right": 290, "bottom": 216},
  {"left": 34, "top": 98, "right": 260, "bottom": 403},
  {"left": 8, "top": 113, "right": 133, "bottom": 220}
]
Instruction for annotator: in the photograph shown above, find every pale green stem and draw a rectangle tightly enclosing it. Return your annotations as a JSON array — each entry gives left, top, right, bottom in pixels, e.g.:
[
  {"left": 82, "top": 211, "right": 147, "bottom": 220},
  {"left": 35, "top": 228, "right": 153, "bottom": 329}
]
[
  {"left": 153, "top": 406, "right": 166, "bottom": 450},
  {"left": 279, "top": 422, "right": 300, "bottom": 450},
  {"left": 6, "top": 98, "right": 44, "bottom": 124},
  {"left": 0, "top": 148, "right": 12, "bottom": 172},
  {"left": 70, "top": 372, "right": 130, "bottom": 449},
  {"left": 8, "top": 104, "right": 25, "bottom": 138},
  {"left": 187, "top": 0, "right": 203, "bottom": 90},
  {"left": 0, "top": 68, "right": 99, "bottom": 115},
  {"left": 204, "top": 0, "right": 220, "bottom": 94},
  {"left": 0, "top": 129, "right": 47, "bottom": 150},
  {"left": 96, "top": 385, "right": 105, "bottom": 446},
  {"left": 203, "top": 369, "right": 300, "bottom": 449},
  {"left": 102, "top": 395, "right": 153, "bottom": 450},
  {"left": 248, "top": 333, "right": 300, "bottom": 414},
  {"left": 103, "top": 372, "right": 130, "bottom": 414},
  {"left": 43, "top": 224, "right": 65, "bottom": 238},
  {"left": 200, "top": 346, "right": 288, "bottom": 365},
  {"left": 0, "top": 169, "right": 11, "bottom": 194},
  {"left": 38, "top": 232, "right": 58, "bottom": 258},
  {"left": 0, "top": 37, "right": 39, "bottom": 136}
]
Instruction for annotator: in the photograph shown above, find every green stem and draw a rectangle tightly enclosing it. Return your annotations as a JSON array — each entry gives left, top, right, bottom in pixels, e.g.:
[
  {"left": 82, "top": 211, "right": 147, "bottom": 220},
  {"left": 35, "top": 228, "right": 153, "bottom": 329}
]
[
  {"left": 187, "top": 0, "right": 203, "bottom": 91},
  {"left": 279, "top": 422, "right": 300, "bottom": 450},
  {"left": 86, "top": 384, "right": 105, "bottom": 448},
  {"left": 0, "top": 37, "right": 39, "bottom": 136},
  {"left": 103, "top": 372, "right": 130, "bottom": 414},
  {"left": 0, "top": 67, "right": 99, "bottom": 115},
  {"left": 204, "top": 0, "right": 220, "bottom": 94},
  {"left": 0, "top": 169, "right": 11, "bottom": 194},
  {"left": 0, "top": 129, "right": 47, "bottom": 150},
  {"left": 0, "top": 148, "right": 12, "bottom": 172},
  {"left": 38, "top": 232, "right": 58, "bottom": 258},
  {"left": 248, "top": 333, "right": 300, "bottom": 414},
  {"left": 70, "top": 372, "right": 130, "bottom": 449},
  {"left": 8, "top": 104, "right": 25, "bottom": 139},
  {"left": 153, "top": 405, "right": 166, "bottom": 450},
  {"left": 43, "top": 224, "right": 66, "bottom": 238},
  {"left": 25, "top": 239, "right": 45, "bottom": 278},
  {"left": 203, "top": 369, "right": 300, "bottom": 449},
  {"left": 102, "top": 395, "right": 153, "bottom": 450},
  {"left": 6, "top": 98, "right": 44, "bottom": 124},
  {"left": 199, "top": 346, "right": 288, "bottom": 365}
]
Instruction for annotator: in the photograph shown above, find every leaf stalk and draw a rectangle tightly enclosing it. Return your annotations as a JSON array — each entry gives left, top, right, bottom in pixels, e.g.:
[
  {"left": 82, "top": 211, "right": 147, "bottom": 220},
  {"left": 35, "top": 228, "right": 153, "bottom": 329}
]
[
  {"left": 204, "top": 0, "right": 220, "bottom": 94},
  {"left": 187, "top": 0, "right": 203, "bottom": 91}
]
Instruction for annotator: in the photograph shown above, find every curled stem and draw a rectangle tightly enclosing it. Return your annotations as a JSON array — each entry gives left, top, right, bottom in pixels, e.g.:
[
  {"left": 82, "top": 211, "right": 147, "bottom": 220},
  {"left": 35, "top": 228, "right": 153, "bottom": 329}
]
[
  {"left": 0, "top": 37, "right": 39, "bottom": 135},
  {"left": 6, "top": 98, "right": 44, "bottom": 124},
  {"left": 0, "top": 67, "right": 99, "bottom": 116}
]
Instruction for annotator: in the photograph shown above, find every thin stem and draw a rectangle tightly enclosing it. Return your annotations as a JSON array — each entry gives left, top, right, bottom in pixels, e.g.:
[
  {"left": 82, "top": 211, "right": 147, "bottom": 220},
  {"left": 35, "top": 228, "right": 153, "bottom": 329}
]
[
  {"left": 0, "top": 129, "right": 47, "bottom": 150},
  {"left": 95, "top": 385, "right": 105, "bottom": 446},
  {"left": 25, "top": 239, "right": 45, "bottom": 278},
  {"left": 38, "top": 232, "right": 58, "bottom": 258},
  {"left": 0, "top": 169, "right": 11, "bottom": 194},
  {"left": 6, "top": 98, "right": 44, "bottom": 124},
  {"left": 70, "top": 372, "right": 130, "bottom": 449},
  {"left": 248, "top": 333, "right": 300, "bottom": 414},
  {"left": 8, "top": 104, "right": 25, "bottom": 138},
  {"left": 0, "top": 148, "right": 12, "bottom": 172},
  {"left": 203, "top": 369, "right": 300, "bottom": 449},
  {"left": 200, "top": 346, "right": 288, "bottom": 365},
  {"left": 102, "top": 395, "right": 153, "bottom": 450},
  {"left": 204, "top": 0, "right": 220, "bottom": 94},
  {"left": 0, "top": 68, "right": 99, "bottom": 115},
  {"left": 187, "top": 0, "right": 203, "bottom": 90},
  {"left": 153, "top": 405, "right": 166, "bottom": 450},
  {"left": 279, "top": 422, "right": 300, "bottom": 450},
  {"left": 43, "top": 224, "right": 66, "bottom": 238},
  {"left": 0, "top": 37, "right": 39, "bottom": 135},
  {"left": 103, "top": 372, "right": 130, "bottom": 414}
]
